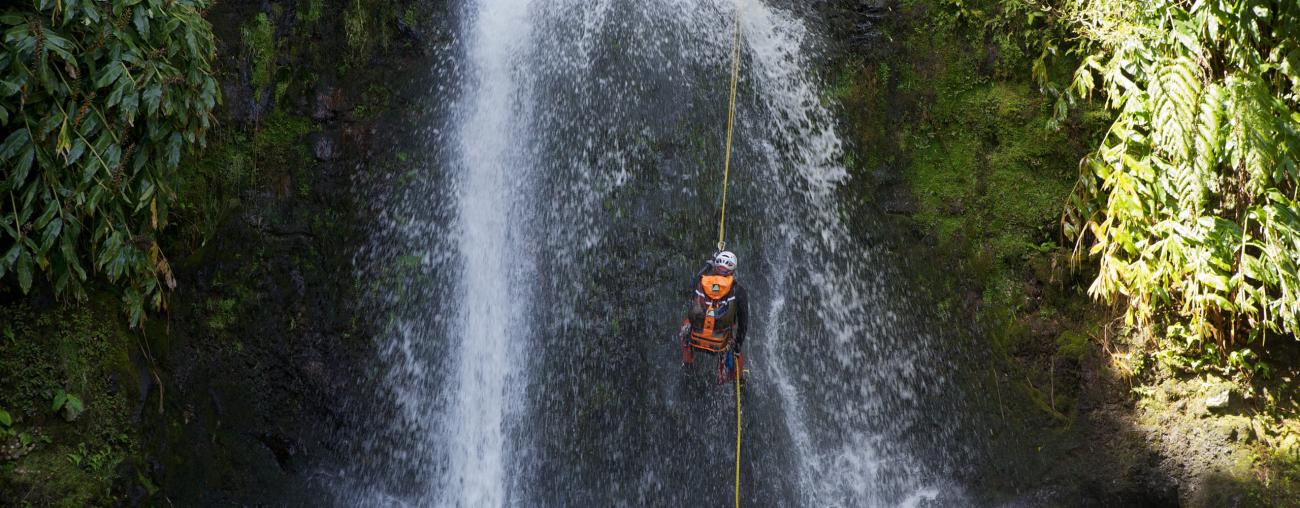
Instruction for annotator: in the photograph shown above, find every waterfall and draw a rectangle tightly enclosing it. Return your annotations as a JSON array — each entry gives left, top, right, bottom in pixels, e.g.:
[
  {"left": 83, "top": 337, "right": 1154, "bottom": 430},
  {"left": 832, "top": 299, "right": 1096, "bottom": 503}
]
[
  {"left": 436, "top": 0, "right": 537, "bottom": 504},
  {"left": 345, "top": 1, "right": 968, "bottom": 505}
]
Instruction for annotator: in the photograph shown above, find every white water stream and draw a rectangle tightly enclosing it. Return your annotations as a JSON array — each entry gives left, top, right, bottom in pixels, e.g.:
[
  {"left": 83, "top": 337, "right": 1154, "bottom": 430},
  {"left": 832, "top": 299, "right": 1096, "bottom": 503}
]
[{"left": 439, "top": 0, "right": 534, "bottom": 504}]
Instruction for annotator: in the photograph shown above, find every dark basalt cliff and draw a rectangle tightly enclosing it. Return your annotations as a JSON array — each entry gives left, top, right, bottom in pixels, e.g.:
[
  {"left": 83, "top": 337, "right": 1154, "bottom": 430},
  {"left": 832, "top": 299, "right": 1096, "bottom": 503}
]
[{"left": 135, "top": 0, "right": 450, "bottom": 502}]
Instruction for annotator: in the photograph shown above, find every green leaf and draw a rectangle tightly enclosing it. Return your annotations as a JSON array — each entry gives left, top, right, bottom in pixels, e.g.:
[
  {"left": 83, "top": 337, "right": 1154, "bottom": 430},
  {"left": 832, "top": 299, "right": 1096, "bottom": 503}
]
[
  {"left": 124, "top": 287, "right": 144, "bottom": 327},
  {"left": 1195, "top": 271, "right": 1230, "bottom": 292},
  {"left": 66, "top": 138, "right": 88, "bottom": 166},
  {"left": 0, "top": 128, "right": 30, "bottom": 160},
  {"left": 166, "top": 131, "right": 181, "bottom": 167},
  {"left": 121, "top": 89, "right": 140, "bottom": 125},
  {"left": 0, "top": 408, "right": 11, "bottom": 427},
  {"left": 61, "top": 232, "right": 85, "bottom": 280},
  {"left": 52, "top": 390, "right": 67, "bottom": 412},
  {"left": 16, "top": 250, "right": 33, "bottom": 294},
  {"left": 94, "top": 62, "right": 124, "bottom": 89},
  {"left": 134, "top": 7, "right": 150, "bottom": 37},
  {"left": 107, "top": 80, "right": 127, "bottom": 107},
  {"left": 0, "top": 244, "right": 19, "bottom": 277},
  {"left": 62, "top": 394, "right": 85, "bottom": 421},
  {"left": 13, "top": 147, "right": 38, "bottom": 186},
  {"left": 39, "top": 218, "right": 63, "bottom": 254},
  {"left": 143, "top": 84, "right": 162, "bottom": 114},
  {"left": 0, "top": 76, "right": 18, "bottom": 96},
  {"left": 33, "top": 201, "right": 59, "bottom": 230}
]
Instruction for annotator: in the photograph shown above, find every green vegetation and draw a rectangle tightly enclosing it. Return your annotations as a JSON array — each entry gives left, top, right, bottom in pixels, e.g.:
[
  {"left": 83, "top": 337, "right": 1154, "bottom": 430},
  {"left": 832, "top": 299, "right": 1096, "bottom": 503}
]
[
  {"left": 905, "top": 0, "right": 1300, "bottom": 378},
  {"left": 0, "top": 0, "right": 220, "bottom": 326},
  {"left": 242, "top": 13, "right": 276, "bottom": 98},
  {"left": 402, "top": 6, "right": 420, "bottom": 28},
  {"left": 344, "top": 0, "right": 372, "bottom": 66},
  {"left": 354, "top": 83, "right": 392, "bottom": 119},
  {"left": 203, "top": 270, "right": 255, "bottom": 338},
  {"left": 871, "top": 0, "right": 1300, "bottom": 498},
  {"left": 254, "top": 111, "right": 314, "bottom": 173},
  {"left": 0, "top": 301, "right": 142, "bottom": 505},
  {"left": 907, "top": 80, "right": 1076, "bottom": 260},
  {"left": 173, "top": 130, "right": 253, "bottom": 247},
  {"left": 340, "top": 0, "right": 412, "bottom": 70},
  {"left": 299, "top": 0, "right": 325, "bottom": 26},
  {"left": 3, "top": 0, "right": 410, "bottom": 502},
  {"left": 1053, "top": 0, "right": 1300, "bottom": 368},
  {"left": 834, "top": 0, "right": 1105, "bottom": 361}
]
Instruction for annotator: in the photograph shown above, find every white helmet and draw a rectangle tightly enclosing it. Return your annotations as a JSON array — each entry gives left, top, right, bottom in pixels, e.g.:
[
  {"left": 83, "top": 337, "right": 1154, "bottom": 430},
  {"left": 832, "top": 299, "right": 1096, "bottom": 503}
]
[{"left": 712, "top": 251, "right": 738, "bottom": 274}]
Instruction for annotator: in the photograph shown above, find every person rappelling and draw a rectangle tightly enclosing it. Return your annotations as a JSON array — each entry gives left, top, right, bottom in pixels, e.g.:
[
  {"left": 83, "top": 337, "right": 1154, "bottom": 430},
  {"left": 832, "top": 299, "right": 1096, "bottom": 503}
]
[
  {"left": 678, "top": 250, "right": 749, "bottom": 383},
  {"left": 678, "top": 0, "right": 746, "bottom": 388}
]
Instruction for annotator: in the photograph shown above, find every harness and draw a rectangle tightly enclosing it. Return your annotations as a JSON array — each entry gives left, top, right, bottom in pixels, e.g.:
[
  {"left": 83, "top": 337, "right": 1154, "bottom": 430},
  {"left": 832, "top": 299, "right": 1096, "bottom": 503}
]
[{"left": 688, "top": 274, "right": 737, "bottom": 353}]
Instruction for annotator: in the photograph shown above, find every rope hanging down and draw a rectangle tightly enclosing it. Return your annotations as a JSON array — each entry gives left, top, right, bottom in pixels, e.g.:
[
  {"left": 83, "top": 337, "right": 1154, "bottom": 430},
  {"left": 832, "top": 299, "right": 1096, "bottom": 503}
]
[
  {"left": 719, "top": 4, "right": 744, "bottom": 508},
  {"left": 717, "top": 0, "right": 743, "bottom": 253},
  {"left": 734, "top": 365, "right": 744, "bottom": 508}
]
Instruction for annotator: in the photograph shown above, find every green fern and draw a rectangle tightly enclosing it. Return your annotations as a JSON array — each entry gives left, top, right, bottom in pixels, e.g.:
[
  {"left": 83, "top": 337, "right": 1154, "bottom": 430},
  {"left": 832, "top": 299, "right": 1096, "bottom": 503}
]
[{"left": 1060, "top": 0, "right": 1300, "bottom": 356}]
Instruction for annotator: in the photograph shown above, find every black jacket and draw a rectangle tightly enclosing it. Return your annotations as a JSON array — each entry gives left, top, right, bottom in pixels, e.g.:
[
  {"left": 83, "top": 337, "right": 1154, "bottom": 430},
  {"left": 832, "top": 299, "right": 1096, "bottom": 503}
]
[{"left": 688, "top": 263, "right": 749, "bottom": 350}]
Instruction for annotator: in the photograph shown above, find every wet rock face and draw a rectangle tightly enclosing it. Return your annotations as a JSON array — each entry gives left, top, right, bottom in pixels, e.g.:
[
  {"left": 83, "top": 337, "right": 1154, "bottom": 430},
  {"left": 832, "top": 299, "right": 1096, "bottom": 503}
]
[
  {"left": 810, "top": 0, "right": 891, "bottom": 54},
  {"left": 313, "top": 87, "right": 347, "bottom": 121},
  {"left": 313, "top": 134, "right": 337, "bottom": 161},
  {"left": 131, "top": 0, "right": 441, "bottom": 503}
]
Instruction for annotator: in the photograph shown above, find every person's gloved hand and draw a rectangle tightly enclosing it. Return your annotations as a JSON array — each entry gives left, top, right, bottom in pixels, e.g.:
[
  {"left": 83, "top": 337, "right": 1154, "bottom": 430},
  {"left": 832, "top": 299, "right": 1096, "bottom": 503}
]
[{"left": 734, "top": 351, "right": 744, "bottom": 381}]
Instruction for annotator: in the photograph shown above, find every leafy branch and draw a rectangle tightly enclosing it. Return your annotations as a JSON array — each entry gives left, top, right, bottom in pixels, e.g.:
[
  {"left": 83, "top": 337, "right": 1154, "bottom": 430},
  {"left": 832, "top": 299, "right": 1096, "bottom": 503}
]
[
  {"left": 0, "top": 0, "right": 219, "bottom": 326},
  {"left": 1057, "top": 0, "right": 1300, "bottom": 363}
]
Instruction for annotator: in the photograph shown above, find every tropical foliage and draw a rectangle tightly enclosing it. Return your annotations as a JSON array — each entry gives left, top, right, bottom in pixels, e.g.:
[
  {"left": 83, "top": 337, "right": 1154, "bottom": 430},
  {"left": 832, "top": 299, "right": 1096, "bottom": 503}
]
[
  {"left": 1057, "top": 0, "right": 1300, "bottom": 357},
  {"left": 0, "top": 0, "right": 219, "bottom": 325}
]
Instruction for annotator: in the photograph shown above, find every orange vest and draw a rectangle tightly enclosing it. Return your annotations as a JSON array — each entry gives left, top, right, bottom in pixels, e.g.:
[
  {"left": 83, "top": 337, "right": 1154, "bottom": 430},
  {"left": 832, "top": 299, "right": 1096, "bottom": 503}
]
[{"left": 687, "top": 275, "right": 737, "bottom": 353}]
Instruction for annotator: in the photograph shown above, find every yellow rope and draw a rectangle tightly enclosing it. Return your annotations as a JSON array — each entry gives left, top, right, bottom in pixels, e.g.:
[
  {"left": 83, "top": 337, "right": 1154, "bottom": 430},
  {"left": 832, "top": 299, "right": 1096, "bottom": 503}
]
[
  {"left": 734, "top": 359, "right": 743, "bottom": 508},
  {"left": 721, "top": 5, "right": 744, "bottom": 505},
  {"left": 717, "top": 0, "right": 742, "bottom": 252}
]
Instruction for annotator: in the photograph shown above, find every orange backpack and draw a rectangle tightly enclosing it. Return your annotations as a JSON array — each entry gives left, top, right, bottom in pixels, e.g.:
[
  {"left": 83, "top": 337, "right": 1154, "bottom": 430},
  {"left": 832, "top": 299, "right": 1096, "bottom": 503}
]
[{"left": 687, "top": 275, "right": 737, "bottom": 352}]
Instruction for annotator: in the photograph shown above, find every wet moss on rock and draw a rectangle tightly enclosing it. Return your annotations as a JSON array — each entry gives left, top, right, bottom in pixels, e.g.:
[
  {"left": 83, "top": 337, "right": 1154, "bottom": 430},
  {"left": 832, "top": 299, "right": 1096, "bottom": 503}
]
[
  {"left": 830, "top": 0, "right": 1103, "bottom": 389},
  {"left": 243, "top": 13, "right": 277, "bottom": 99},
  {"left": 0, "top": 298, "right": 144, "bottom": 505}
]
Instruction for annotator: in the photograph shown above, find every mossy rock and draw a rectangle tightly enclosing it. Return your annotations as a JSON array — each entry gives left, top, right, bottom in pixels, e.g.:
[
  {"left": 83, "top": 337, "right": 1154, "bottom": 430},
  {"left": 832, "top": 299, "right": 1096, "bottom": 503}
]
[
  {"left": 0, "top": 300, "right": 144, "bottom": 505},
  {"left": 1055, "top": 330, "right": 1089, "bottom": 362},
  {"left": 242, "top": 13, "right": 277, "bottom": 98}
]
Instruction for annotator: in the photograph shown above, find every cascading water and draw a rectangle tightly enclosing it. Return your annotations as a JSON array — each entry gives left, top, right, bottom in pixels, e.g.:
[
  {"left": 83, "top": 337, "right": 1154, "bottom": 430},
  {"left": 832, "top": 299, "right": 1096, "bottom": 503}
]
[
  {"left": 436, "top": 0, "right": 537, "bottom": 503},
  {"left": 345, "top": 0, "right": 972, "bottom": 505}
]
